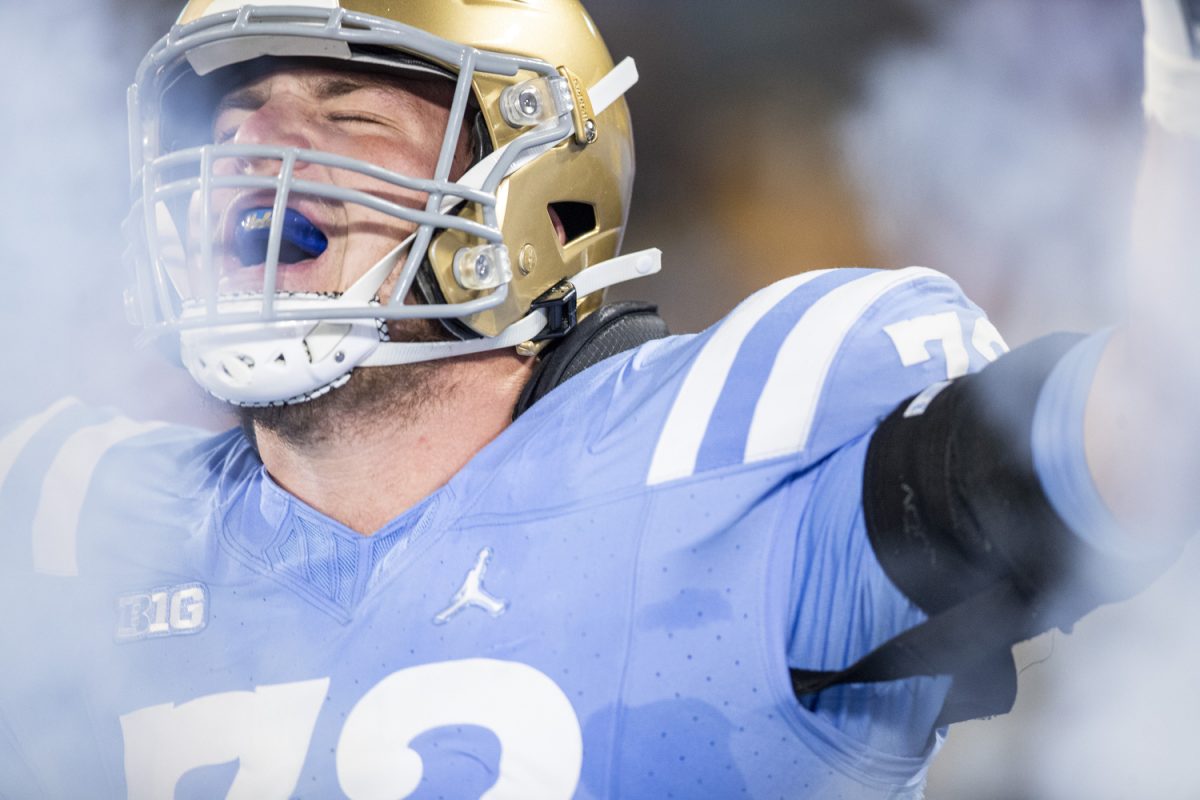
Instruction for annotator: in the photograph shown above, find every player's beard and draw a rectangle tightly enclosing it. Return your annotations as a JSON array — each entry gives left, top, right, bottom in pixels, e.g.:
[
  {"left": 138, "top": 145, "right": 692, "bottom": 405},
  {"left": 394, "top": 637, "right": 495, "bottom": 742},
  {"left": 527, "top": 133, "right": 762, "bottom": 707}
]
[{"left": 237, "top": 317, "right": 453, "bottom": 451}]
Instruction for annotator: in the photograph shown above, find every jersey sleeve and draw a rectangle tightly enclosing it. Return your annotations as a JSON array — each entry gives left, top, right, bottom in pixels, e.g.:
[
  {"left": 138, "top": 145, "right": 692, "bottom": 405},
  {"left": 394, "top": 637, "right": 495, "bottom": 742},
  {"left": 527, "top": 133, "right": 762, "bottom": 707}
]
[
  {"left": 788, "top": 433, "right": 952, "bottom": 756},
  {"left": 0, "top": 399, "right": 233, "bottom": 798},
  {"left": 612, "top": 267, "right": 1005, "bottom": 753},
  {"left": 609, "top": 268, "right": 1003, "bottom": 749},
  {"left": 775, "top": 268, "right": 1006, "bottom": 753},
  {"left": 0, "top": 397, "right": 222, "bottom": 580},
  {"left": 630, "top": 266, "right": 1007, "bottom": 488},
  {"left": 0, "top": 397, "right": 99, "bottom": 577},
  {"left": 782, "top": 268, "right": 1008, "bottom": 743}
]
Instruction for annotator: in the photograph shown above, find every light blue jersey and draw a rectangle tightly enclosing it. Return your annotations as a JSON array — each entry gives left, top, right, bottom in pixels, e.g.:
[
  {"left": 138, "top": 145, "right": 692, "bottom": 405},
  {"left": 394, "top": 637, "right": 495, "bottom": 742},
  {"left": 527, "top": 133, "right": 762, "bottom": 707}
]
[{"left": 0, "top": 267, "right": 1007, "bottom": 798}]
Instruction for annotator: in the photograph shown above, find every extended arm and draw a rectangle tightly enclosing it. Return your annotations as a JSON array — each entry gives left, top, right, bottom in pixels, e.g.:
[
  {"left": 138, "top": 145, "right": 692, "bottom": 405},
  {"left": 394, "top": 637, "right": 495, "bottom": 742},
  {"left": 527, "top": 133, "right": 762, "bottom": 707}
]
[
  {"left": 1039, "top": 0, "right": 1200, "bottom": 546},
  {"left": 1087, "top": 117, "right": 1200, "bottom": 541},
  {"left": 866, "top": 1, "right": 1200, "bottom": 605},
  {"left": 816, "top": 2, "right": 1200, "bottom": 724}
]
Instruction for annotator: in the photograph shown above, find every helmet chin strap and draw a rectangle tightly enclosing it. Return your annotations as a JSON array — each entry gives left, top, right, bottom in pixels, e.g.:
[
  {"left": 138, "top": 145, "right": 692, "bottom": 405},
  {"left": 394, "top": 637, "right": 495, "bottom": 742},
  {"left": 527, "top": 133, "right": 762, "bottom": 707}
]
[
  {"left": 360, "top": 248, "right": 662, "bottom": 366},
  {"left": 182, "top": 246, "right": 660, "bottom": 407}
]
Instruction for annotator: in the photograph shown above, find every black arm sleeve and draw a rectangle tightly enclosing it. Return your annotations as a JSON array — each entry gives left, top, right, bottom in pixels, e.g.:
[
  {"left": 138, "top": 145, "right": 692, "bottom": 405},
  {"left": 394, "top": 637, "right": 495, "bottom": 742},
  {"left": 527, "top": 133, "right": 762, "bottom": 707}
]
[
  {"left": 792, "top": 333, "right": 1168, "bottom": 726},
  {"left": 865, "top": 332, "right": 1159, "bottom": 624},
  {"left": 865, "top": 332, "right": 1084, "bottom": 619}
]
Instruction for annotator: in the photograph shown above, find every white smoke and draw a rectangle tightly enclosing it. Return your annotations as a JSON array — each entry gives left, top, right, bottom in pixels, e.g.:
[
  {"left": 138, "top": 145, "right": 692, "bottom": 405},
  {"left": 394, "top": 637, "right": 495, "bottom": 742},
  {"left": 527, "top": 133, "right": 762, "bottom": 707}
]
[
  {"left": 0, "top": 0, "right": 229, "bottom": 429},
  {"left": 841, "top": 0, "right": 1143, "bottom": 344},
  {"left": 841, "top": 2, "right": 1200, "bottom": 797}
]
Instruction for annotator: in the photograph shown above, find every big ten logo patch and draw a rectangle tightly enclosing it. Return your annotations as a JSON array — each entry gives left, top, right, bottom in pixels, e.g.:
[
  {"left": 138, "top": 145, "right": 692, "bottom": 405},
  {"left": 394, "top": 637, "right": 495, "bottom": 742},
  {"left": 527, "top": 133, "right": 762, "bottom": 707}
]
[{"left": 115, "top": 582, "right": 208, "bottom": 643}]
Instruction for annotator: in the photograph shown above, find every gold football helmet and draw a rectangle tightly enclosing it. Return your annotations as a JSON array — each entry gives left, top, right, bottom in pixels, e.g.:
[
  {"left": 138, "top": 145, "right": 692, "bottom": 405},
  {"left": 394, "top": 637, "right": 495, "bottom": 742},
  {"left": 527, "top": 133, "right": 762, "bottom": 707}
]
[{"left": 125, "top": 0, "right": 658, "bottom": 405}]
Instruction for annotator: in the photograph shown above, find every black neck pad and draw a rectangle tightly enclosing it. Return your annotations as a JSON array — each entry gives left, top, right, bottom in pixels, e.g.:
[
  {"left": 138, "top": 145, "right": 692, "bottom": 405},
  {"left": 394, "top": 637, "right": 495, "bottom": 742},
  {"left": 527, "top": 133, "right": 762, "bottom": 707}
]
[{"left": 513, "top": 301, "right": 670, "bottom": 418}]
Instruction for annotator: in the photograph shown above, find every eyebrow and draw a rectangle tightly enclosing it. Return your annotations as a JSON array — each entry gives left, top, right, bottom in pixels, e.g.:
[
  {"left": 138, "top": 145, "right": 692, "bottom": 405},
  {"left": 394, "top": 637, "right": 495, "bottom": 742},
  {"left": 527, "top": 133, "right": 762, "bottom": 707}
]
[
  {"left": 213, "top": 74, "right": 383, "bottom": 117},
  {"left": 310, "top": 76, "right": 374, "bottom": 100},
  {"left": 214, "top": 84, "right": 269, "bottom": 116}
]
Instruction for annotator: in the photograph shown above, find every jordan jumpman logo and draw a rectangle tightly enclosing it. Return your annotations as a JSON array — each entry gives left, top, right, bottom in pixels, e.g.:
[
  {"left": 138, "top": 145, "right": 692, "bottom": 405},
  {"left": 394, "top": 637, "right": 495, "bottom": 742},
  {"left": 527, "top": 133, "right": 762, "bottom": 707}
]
[{"left": 433, "top": 547, "right": 509, "bottom": 625}]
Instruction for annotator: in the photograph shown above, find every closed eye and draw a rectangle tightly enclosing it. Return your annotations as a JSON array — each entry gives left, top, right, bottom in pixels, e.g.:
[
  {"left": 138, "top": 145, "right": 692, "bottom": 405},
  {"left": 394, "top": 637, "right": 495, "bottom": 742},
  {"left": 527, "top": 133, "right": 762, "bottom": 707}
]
[{"left": 328, "top": 114, "right": 382, "bottom": 125}]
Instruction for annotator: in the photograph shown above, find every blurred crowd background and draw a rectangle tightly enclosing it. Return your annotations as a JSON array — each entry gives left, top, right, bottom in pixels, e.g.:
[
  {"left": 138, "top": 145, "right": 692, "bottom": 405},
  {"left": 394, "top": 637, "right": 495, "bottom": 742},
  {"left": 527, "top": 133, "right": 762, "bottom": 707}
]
[{"left": 4, "top": 0, "right": 1199, "bottom": 796}]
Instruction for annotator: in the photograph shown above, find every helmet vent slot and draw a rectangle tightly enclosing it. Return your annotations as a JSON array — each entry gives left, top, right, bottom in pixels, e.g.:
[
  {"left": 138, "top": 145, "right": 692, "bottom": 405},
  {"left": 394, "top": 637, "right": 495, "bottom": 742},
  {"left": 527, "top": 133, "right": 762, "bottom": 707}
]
[{"left": 548, "top": 202, "right": 596, "bottom": 245}]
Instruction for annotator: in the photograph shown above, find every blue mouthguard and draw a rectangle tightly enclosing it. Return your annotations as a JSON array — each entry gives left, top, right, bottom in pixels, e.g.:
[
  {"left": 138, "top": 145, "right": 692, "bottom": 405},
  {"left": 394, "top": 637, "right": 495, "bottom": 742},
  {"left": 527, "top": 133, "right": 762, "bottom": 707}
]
[{"left": 234, "top": 207, "right": 328, "bottom": 267}]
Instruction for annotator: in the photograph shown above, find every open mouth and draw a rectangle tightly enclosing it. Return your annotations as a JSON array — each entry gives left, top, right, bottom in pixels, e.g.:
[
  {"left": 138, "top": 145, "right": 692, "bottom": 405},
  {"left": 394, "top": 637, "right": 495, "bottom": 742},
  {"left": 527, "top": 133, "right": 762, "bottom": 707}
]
[{"left": 233, "top": 207, "right": 329, "bottom": 268}]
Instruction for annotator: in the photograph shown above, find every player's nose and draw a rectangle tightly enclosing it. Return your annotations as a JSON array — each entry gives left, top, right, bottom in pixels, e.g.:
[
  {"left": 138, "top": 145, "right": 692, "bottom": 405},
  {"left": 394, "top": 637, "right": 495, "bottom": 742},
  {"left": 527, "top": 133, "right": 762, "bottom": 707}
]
[{"left": 228, "top": 96, "right": 315, "bottom": 174}]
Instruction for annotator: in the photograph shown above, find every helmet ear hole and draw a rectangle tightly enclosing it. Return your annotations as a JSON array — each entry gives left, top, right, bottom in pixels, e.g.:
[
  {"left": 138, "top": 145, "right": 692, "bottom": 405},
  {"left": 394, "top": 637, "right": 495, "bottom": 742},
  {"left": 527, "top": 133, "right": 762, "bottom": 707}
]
[{"left": 547, "top": 202, "right": 597, "bottom": 246}]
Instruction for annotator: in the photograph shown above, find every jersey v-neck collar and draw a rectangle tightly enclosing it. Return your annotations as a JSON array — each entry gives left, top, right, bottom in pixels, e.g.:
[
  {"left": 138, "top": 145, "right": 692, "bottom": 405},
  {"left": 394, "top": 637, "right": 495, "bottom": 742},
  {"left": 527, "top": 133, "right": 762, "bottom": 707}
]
[
  {"left": 210, "top": 394, "right": 573, "bottom": 621},
  {"left": 218, "top": 460, "right": 452, "bottom": 622}
]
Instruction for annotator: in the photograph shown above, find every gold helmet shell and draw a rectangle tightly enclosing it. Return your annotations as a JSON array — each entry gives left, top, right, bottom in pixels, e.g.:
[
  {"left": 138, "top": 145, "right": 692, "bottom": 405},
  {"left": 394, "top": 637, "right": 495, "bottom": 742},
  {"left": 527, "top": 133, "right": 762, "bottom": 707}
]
[{"left": 160, "top": 0, "right": 634, "bottom": 338}]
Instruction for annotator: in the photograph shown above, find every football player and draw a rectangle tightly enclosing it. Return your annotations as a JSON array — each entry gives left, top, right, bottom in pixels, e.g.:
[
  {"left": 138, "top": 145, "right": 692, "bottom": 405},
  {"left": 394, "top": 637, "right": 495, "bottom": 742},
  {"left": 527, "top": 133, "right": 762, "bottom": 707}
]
[{"left": 0, "top": 0, "right": 1196, "bottom": 796}]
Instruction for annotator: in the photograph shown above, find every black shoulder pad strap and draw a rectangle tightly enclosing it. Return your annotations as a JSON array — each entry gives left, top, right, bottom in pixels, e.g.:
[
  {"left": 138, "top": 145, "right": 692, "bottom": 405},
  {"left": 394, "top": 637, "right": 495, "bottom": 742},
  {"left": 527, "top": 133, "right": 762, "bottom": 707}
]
[
  {"left": 790, "top": 581, "right": 1023, "bottom": 727},
  {"left": 513, "top": 301, "right": 670, "bottom": 418}
]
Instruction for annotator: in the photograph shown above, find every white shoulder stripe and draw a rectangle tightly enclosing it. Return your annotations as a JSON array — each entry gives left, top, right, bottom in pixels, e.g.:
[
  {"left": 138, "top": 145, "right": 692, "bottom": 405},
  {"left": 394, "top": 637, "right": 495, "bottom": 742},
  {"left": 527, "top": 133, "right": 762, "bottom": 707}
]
[
  {"left": 32, "top": 417, "right": 169, "bottom": 577},
  {"left": 0, "top": 397, "right": 82, "bottom": 492},
  {"left": 646, "top": 270, "right": 830, "bottom": 486},
  {"left": 744, "top": 267, "right": 941, "bottom": 464}
]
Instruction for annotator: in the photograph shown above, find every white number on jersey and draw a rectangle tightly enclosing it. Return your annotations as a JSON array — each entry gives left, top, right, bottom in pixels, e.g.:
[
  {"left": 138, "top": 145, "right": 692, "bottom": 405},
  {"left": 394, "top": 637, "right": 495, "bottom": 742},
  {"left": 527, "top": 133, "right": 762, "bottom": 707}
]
[
  {"left": 120, "top": 659, "right": 583, "bottom": 799},
  {"left": 884, "top": 311, "right": 1008, "bottom": 380},
  {"left": 120, "top": 678, "right": 328, "bottom": 800}
]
